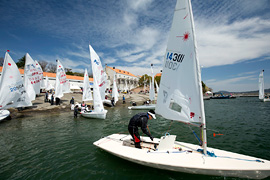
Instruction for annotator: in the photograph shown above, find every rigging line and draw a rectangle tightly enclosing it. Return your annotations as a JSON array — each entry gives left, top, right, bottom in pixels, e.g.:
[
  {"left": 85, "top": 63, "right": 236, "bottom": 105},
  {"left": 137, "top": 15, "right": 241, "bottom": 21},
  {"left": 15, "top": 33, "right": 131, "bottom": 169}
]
[
  {"left": 166, "top": 120, "right": 173, "bottom": 132},
  {"left": 188, "top": 125, "right": 202, "bottom": 145}
]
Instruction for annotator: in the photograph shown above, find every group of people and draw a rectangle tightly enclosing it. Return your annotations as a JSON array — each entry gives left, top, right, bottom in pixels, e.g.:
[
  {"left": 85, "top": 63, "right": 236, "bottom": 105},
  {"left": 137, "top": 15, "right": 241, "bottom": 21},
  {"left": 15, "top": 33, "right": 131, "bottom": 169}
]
[
  {"left": 70, "top": 98, "right": 95, "bottom": 118},
  {"left": 45, "top": 91, "right": 61, "bottom": 105}
]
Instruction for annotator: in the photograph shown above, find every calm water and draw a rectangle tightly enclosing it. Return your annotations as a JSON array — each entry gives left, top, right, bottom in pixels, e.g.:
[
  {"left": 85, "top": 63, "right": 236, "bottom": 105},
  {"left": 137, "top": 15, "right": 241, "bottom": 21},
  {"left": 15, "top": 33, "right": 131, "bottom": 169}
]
[{"left": 0, "top": 97, "right": 270, "bottom": 180}]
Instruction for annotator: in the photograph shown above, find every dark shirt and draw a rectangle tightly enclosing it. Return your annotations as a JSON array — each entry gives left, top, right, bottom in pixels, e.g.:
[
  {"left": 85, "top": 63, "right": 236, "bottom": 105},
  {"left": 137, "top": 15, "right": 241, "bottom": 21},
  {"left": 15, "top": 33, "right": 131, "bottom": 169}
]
[
  {"left": 128, "top": 113, "right": 151, "bottom": 137},
  {"left": 70, "top": 98, "right": 74, "bottom": 104}
]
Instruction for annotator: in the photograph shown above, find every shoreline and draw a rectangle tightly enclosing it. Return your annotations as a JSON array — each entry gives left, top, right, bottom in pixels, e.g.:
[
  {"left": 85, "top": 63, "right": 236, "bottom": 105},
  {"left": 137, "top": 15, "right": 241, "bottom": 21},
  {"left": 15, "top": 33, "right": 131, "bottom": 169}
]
[{"left": 7, "top": 92, "right": 152, "bottom": 118}]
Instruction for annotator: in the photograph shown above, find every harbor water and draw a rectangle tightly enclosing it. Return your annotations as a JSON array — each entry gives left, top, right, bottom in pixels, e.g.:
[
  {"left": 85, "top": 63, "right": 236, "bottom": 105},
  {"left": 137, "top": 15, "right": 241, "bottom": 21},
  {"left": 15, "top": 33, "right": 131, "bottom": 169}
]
[{"left": 0, "top": 97, "right": 270, "bottom": 180}]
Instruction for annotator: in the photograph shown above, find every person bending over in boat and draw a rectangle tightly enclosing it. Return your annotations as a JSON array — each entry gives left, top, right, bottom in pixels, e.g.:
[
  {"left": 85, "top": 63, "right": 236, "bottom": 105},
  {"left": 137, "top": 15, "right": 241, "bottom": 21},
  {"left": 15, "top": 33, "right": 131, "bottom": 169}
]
[{"left": 128, "top": 110, "right": 156, "bottom": 149}]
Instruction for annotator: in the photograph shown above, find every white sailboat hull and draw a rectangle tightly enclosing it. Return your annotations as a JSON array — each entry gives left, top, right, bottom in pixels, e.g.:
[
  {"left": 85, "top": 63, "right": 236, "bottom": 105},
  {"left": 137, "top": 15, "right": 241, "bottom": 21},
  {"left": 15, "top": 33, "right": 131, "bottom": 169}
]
[
  {"left": 0, "top": 110, "right": 10, "bottom": 121},
  {"left": 262, "top": 98, "right": 270, "bottom": 102},
  {"left": 128, "top": 104, "right": 156, "bottom": 110},
  {"left": 94, "top": 134, "right": 270, "bottom": 179},
  {"left": 103, "top": 99, "right": 112, "bottom": 107},
  {"left": 81, "top": 110, "right": 107, "bottom": 119}
]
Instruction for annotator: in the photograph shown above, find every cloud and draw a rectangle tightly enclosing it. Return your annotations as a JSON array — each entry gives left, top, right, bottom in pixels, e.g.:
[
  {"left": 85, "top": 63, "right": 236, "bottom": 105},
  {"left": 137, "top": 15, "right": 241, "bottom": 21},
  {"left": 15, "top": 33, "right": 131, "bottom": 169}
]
[{"left": 196, "top": 17, "right": 270, "bottom": 68}]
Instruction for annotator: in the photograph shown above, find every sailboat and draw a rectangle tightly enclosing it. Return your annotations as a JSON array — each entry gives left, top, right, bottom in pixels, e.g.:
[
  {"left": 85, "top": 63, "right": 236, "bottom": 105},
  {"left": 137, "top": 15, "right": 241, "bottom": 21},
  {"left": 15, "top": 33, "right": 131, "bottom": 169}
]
[
  {"left": 93, "top": 0, "right": 270, "bottom": 179},
  {"left": 81, "top": 45, "right": 107, "bottom": 119},
  {"left": 24, "top": 53, "right": 40, "bottom": 101},
  {"left": 54, "top": 60, "right": 69, "bottom": 98},
  {"left": 259, "top": 70, "right": 270, "bottom": 102},
  {"left": 35, "top": 60, "right": 45, "bottom": 89},
  {"left": 82, "top": 69, "right": 93, "bottom": 102},
  {"left": 0, "top": 51, "right": 32, "bottom": 121},
  {"left": 111, "top": 69, "right": 119, "bottom": 105},
  {"left": 128, "top": 64, "right": 156, "bottom": 110}
]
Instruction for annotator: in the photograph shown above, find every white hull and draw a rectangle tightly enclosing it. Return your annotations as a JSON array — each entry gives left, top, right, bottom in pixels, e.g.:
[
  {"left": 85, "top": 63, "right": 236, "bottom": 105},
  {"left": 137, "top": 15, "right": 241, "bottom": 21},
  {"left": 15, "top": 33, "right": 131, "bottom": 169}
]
[
  {"left": 128, "top": 104, "right": 156, "bottom": 110},
  {"left": 103, "top": 99, "right": 112, "bottom": 107},
  {"left": 261, "top": 98, "right": 270, "bottom": 102},
  {"left": 94, "top": 134, "right": 270, "bottom": 179},
  {"left": 0, "top": 110, "right": 10, "bottom": 121},
  {"left": 81, "top": 110, "right": 107, "bottom": 119}
]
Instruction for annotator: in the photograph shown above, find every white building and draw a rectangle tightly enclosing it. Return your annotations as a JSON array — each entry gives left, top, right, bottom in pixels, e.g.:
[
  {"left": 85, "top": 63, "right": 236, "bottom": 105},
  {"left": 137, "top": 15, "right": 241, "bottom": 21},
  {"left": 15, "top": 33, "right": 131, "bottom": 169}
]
[{"left": 105, "top": 66, "right": 139, "bottom": 92}]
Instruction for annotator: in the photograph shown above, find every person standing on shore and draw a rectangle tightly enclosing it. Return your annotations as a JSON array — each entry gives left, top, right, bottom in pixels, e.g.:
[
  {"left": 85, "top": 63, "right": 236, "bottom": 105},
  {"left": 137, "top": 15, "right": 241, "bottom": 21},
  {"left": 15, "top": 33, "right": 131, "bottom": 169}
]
[
  {"left": 51, "top": 93, "right": 54, "bottom": 105},
  {"left": 70, "top": 97, "right": 75, "bottom": 110},
  {"left": 45, "top": 91, "right": 49, "bottom": 102},
  {"left": 128, "top": 110, "right": 156, "bottom": 149},
  {"left": 123, "top": 95, "right": 125, "bottom": 104}
]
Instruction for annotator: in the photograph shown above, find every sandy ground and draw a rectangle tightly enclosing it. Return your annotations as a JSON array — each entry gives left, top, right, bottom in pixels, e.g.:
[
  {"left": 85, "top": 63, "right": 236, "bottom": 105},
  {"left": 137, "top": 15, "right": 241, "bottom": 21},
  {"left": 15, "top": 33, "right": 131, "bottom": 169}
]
[{"left": 7, "top": 87, "right": 155, "bottom": 118}]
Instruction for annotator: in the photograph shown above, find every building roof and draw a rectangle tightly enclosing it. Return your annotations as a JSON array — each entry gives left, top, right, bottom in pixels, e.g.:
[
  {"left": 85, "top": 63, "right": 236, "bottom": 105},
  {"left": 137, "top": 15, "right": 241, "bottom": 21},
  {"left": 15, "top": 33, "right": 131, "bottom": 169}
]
[
  {"left": 155, "top": 73, "right": 162, "bottom": 78},
  {"left": 107, "top": 66, "right": 137, "bottom": 77},
  {"left": 0, "top": 66, "right": 93, "bottom": 82}
]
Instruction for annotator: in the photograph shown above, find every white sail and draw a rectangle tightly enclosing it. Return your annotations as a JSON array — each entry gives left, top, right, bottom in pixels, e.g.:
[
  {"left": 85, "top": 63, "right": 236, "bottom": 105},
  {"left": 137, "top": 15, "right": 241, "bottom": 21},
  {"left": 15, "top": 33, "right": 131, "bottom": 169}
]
[
  {"left": 89, "top": 44, "right": 106, "bottom": 100},
  {"left": 143, "top": 75, "right": 146, "bottom": 93},
  {"left": 24, "top": 53, "right": 40, "bottom": 98},
  {"left": 149, "top": 65, "right": 155, "bottom": 101},
  {"left": 156, "top": 0, "right": 206, "bottom": 151},
  {"left": 88, "top": 46, "right": 106, "bottom": 113},
  {"left": 155, "top": 80, "right": 159, "bottom": 93},
  {"left": 55, "top": 60, "right": 68, "bottom": 98},
  {"left": 82, "top": 69, "right": 93, "bottom": 101},
  {"left": 156, "top": 0, "right": 203, "bottom": 123},
  {"left": 35, "top": 60, "right": 45, "bottom": 89},
  {"left": 0, "top": 52, "right": 32, "bottom": 109},
  {"left": 125, "top": 79, "right": 128, "bottom": 92},
  {"left": 112, "top": 72, "right": 119, "bottom": 103},
  {"left": 44, "top": 76, "right": 48, "bottom": 89},
  {"left": 259, "top": 70, "right": 264, "bottom": 100}
]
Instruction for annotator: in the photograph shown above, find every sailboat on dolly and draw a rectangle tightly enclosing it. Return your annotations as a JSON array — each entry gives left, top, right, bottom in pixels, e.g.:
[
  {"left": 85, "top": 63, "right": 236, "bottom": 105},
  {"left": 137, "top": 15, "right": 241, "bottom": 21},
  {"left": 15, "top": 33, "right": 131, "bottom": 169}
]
[{"left": 93, "top": 0, "right": 270, "bottom": 179}]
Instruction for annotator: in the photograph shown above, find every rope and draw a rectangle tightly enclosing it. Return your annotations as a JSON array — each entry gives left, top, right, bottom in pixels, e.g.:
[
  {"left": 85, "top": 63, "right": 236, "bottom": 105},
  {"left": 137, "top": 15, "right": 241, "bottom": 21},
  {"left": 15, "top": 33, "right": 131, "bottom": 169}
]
[{"left": 188, "top": 126, "right": 202, "bottom": 145}]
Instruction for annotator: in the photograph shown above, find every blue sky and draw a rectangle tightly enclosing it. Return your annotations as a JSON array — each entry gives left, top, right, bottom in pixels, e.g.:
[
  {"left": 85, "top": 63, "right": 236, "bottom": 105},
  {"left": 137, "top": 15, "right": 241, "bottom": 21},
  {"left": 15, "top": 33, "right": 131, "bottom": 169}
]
[{"left": 0, "top": 0, "right": 269, "bottom": 92}]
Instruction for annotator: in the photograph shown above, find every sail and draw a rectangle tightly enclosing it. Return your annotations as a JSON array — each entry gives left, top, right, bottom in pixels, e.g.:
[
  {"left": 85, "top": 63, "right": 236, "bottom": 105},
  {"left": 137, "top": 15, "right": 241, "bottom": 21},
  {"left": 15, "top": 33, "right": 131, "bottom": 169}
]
[
  {"left": 0, "top": 52, "right": 32, "bottom": 109},
  {"left": 149, "top": 65, "right": 155, "bottom": 101},
  {"left": 89, "top": 44, "right": 106, "bottom": 100},
  {"left": 92, "top": 70, "right": 105, "bottom": 113},
  {"left": 125, "top": 79, "right": 128, "bottom": 92},
  {"left": 259, "top": 70, "right": 264, "bottom": 100},
  {"left": 55, "top": 60, "right": 68, "bottom": 98},
  {"left": 156, "top": 0, "right": 205, "bottom": 125},
  {"left": 82, "top": 69, "right": 93, "bottom": 101},
  {"left": 112, "top": 72, "right": 119, "bottom": 103},
  {"left": 35, "top": 60, "right": 45, "bottom": 89},
  {"left": 155, "top": 80, "right": 159, "bottom": 93},
  {"left": 24, "top": 53, "right": 40, "bottom": 98}
]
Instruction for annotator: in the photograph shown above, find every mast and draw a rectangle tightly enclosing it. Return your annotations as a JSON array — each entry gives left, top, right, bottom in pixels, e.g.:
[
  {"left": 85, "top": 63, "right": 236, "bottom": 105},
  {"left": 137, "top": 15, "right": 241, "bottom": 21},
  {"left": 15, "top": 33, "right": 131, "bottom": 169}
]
[{"left": 188, "top": 0, "right": 207, "bottom": 154}]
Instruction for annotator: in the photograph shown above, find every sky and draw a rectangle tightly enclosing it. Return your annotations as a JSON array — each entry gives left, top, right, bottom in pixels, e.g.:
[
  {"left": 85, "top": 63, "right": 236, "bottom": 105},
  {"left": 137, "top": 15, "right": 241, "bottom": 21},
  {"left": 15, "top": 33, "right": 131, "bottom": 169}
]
[{"left": 0, "top": 0, "right": 269, "bottom": 92}]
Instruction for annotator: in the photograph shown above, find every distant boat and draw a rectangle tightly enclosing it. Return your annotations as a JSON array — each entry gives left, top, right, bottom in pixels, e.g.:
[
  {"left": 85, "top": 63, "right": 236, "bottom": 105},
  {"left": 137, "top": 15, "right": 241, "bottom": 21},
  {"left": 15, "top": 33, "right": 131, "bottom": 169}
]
[
  {"left": 210, "top": 92, "right": 230, "bottom": 99},
  {"left": 0, "top": 51, "right": 32, "bottom": 121},
  {"left": 259, "top": 70, "right": 270, "bottom": 102},
  {"left": 81, "top": 45, "right": 107, "bottom": 119},
  {"left": 93, "top": 0, "right": 270, "bottom": 179}
]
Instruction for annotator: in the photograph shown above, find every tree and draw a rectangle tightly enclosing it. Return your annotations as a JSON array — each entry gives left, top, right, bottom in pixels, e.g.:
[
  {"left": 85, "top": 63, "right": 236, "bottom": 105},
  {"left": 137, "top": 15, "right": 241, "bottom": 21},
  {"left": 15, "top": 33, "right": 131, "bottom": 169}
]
[
  {"left": 38, "top": 61, "right": 48, "bottom": 72},
  {"left": 0, "top": 57, "right": 3, "bottom": 66},
  {"left": 16, "top": 55, "right": 26, "bottom": 69},
  {"left": 47, "top": 63, "right": 57, "bottom": 73},
  {"left": 139, "top": 74, "right": 151, "bottom": 86}
]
